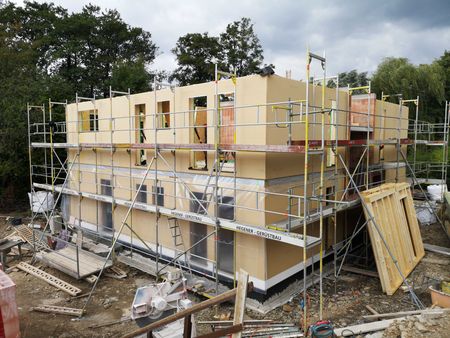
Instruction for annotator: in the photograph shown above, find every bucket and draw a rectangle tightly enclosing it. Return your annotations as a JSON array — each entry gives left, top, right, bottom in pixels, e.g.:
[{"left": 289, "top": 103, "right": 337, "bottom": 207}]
[{"left": 429, "top": 285, "right": 450, "bottom": 308}]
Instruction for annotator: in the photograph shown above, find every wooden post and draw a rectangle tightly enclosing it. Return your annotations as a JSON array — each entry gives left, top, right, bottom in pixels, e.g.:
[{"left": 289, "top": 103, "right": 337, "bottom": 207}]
[
  {"left": 183, "top": 314, "right": 192, "bottom": 338},
  {"left": 232, "top": 269, "right": 249, "bottom": 338},
  {"left": 197, "top": 324, "right": 244, "bottom": 338}
]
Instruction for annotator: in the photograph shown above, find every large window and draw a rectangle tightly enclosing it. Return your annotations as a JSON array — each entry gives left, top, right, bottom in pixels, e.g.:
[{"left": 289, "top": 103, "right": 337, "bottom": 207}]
[
  {"left": 217, "top": 196, "right": 235, "bottom": 273},
  {"left": 79, "top": 109, "right": 98, "bottom": 132},
  {"left": 219, "top": 94, "right": 235, "bottom": 172},
  {"left": 100, "top": 179, "right": 112, "bottom": 230},
  {"left": 189, "top": 96, "right": 208, "bottom": 170}
]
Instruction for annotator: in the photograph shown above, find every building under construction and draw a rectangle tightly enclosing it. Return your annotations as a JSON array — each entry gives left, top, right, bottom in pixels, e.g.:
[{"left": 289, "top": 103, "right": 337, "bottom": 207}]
[{"left": 27, "top": 52, "right": 449, "bottom": 313}]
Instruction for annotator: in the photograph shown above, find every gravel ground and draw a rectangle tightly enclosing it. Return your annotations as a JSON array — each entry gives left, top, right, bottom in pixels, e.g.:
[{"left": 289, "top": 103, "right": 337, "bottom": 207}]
[{"left": 1, "top": 215, "right": 449, "bottom": 337}]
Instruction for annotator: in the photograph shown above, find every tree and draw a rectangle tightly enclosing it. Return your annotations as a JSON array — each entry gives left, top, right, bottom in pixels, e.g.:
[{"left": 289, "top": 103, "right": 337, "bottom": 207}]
[
  {"left": 371, "top": 57, "right": 445, "bottom": 122},
  {"left": 329, "top": 70, "right": 369, "bottom": 88},
  {"left": 219, "top": 17, "right": 264, "bottom": 76},
  {"left": 171, "top": 18, "right": 266, "bottom": 85},
  {"left": 52, "top": 5, "right": 157, "bottom": 97},
  {"left": 0, "top": 1, "right": 159, "bottom": 210},
  {"left": 171, "top": 33, "right": 220, "bottom": 86},
  {"left": 437, "top": 50, "right": 450, "bottom": 100},
  {"left": 111, "top": 59, "right": 152, "bottom": 93},
  {"left": 0, "top": 1, "right": 56, "bottom": 210}
]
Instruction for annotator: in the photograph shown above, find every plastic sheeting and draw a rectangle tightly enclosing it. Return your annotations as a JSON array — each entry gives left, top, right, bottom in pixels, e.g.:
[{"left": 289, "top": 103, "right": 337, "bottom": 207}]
[
  {"left": 28, "top": 191, "right": 54, "bottom": 213},
  {"left": 416, "top": 206, "right": 437, "bottom": 226},
  {"left": 427, "top": 184, "right": 448, "bottom": 202}
]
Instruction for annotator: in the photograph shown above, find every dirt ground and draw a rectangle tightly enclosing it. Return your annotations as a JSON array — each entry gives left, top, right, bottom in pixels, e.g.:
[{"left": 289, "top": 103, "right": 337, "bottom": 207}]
[{"left": 1, "top": 215, "right": 449, "bottom": 337}]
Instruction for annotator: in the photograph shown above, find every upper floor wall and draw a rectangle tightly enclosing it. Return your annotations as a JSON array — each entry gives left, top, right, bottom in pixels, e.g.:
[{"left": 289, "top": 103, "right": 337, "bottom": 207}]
[{"left": 65, "top": 74, "right": 409, "bottom": 180}]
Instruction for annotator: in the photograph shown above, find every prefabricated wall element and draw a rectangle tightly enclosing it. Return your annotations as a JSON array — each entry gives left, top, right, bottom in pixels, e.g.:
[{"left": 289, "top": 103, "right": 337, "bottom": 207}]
[{"left": 361, "top": 183, "right": 424, "bottom": 295}]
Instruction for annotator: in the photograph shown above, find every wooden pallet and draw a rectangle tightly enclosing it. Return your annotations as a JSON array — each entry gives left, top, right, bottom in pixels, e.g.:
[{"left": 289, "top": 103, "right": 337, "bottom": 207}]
[
  {"left": 16, "top": 262, "right": 82, "bottom": 296},
  {"left": 361, "top": 183, "right": 425, "bottom": 295},
  {"left": 31, "top": 305, "right": 84, "bottom": 317},
  {"left": 13, "top": 224, "right": 49, "bottom": 250}
]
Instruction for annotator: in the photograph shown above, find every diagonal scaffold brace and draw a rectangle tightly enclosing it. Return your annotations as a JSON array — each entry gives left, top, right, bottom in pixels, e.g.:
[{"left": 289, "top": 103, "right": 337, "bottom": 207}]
[{"left": 81, "top": 155, "right": 156, "bottom": 314}]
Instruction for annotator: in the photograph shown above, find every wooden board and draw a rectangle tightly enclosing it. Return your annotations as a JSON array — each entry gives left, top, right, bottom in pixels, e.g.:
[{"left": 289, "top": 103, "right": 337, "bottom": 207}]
[
  {"left": 232, "top": 269, "right": 249, "bottom": 338},
  {"left": 16, "top": 262, "right": 82, "bottom": 296},
  {"left": 361, "top": 183, "right": 425, "bottom": 295}
]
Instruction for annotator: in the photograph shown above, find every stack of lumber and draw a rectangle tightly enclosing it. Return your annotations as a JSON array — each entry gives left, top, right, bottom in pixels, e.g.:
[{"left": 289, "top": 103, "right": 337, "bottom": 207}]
[{"left": 361, "top": 183, "right": 425, "bottom": 295}]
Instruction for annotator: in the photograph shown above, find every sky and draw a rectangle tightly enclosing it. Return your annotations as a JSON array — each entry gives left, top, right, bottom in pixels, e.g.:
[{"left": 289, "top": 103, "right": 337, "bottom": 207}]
[{"left": 12, "top": 0, "right": 450, "bottom": 80}]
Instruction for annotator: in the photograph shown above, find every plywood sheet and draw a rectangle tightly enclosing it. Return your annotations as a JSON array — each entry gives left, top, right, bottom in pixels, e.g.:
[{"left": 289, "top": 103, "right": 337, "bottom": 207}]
[{"left": 361, "top": 183, "right": 424, "bottom": 295}]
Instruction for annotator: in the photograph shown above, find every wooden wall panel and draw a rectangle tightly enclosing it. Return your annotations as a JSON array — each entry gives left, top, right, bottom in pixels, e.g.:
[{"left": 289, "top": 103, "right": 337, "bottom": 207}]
[{"left": 361, "top": 183, "right": 424, "bottom": 295}]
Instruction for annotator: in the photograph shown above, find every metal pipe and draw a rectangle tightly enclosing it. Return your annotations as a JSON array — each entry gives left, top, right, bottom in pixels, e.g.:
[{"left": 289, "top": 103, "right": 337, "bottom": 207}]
[
  {"left": 413, "top": 96, "right": 419, "bottom": 171},
  {"left": 153, "top": 77, "right": 160, "bottom": 277},
  {"left": 303, "top": 48, "right": 310, "bottom": 330},
  {"left": 214, "top": 63, "right": 220, "bottom": 295},
  {"left": 318, "top": 50, "right": 326, "bottom": 319}
]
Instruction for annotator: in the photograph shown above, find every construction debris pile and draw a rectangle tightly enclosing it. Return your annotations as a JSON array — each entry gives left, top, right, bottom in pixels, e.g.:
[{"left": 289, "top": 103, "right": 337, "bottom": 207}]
[
  {"left": 0, "top": 213, "right": 449, "bottom": 337},
  {"left": 382, "top": 310, "right": 450, "bottom": 338}
]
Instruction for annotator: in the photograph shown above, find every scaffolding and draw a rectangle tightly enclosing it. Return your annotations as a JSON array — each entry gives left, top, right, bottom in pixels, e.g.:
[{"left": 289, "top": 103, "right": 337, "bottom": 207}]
[{"left": 26, "top": 50, "right": 450, "bottom": 323}]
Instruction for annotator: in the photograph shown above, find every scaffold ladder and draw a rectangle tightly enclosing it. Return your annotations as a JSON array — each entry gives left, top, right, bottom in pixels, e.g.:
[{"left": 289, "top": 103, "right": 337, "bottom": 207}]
[{"left": 167, "top": 217, "right": 192, "bottom": 273}]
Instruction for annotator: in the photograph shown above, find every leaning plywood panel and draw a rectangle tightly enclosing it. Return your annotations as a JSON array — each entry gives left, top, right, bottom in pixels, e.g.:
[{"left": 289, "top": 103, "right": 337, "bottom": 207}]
[
  {"left": 362, "top": 187, "right": 402, "bottom": 294},
  {"left": 361, "top": 183, "right": 424, "bottom": 295}
]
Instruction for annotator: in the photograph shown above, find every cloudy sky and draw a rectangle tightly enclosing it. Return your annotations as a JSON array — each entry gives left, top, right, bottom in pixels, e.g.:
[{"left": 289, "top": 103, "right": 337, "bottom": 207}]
[{"left": 13, "top": 0, "right": 450, "bottom": 79}]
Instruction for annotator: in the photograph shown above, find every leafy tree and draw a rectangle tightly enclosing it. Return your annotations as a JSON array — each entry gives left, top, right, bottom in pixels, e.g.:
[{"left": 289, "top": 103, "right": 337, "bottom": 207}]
[
  {"left": 219, "top": 17, "right": 264, "bottom": 76},
  {"left": 437, "top": 50, "right": 450, "bottom": 100},
  {"left": 371, "top": 57, "right": 447, "bottom": 171},
  {"left": 111, "top": 59, "right": 152, "bottom": 93},
  {"left": 171, "top": 33, "right": 220, "bottom": 86},
  {"left": 0, "top": 1, "right": 159, "bottom": 210},
  {"left": 52, "top": 5, "right": 157, "bottom": 97},
  {"left": 371, "top": 57, "right": 445, "bottom": 122},
  {"left": 171, "top": 18, "right": 266, "bottom": 85}
]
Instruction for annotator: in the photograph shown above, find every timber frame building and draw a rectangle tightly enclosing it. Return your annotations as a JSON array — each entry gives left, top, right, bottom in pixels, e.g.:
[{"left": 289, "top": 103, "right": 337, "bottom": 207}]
[{"left": 27, "top": 53, "right": 449, "bottom": 312}]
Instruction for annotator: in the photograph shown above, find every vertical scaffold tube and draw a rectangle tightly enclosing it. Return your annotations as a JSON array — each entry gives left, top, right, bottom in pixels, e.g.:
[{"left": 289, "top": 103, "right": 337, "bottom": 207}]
[
  {"left": 319, "top": 52, "right": 326, "bottom": 320},
  {"left": 154, "top": 78, "right": 160, "bottom": 278},
  {"left": 214, "top": 63, "right": 220, "bottom": 295},
  {"left": 303, "top": 48, "right": 310, "bottom": 331}
]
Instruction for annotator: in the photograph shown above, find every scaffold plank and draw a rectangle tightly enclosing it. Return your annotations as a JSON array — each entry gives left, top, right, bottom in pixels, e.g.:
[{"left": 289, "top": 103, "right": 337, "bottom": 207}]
[
  {"left": 16, "top": 262, "right": 82, "bottom": 296},
  {"left": 30, "top": 138, "right": 414, "bottom": 152},
  {"left": 31, "top": 305, "right": 84, "bottom": 317}
]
